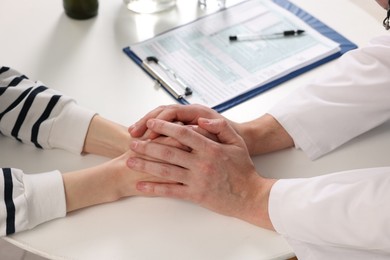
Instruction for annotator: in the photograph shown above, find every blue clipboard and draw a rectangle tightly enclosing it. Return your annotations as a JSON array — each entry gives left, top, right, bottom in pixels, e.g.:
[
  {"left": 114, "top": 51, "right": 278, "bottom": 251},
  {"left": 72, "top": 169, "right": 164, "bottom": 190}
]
[{"left": 123, "top": 0, "right": 357, "bottom": 112}]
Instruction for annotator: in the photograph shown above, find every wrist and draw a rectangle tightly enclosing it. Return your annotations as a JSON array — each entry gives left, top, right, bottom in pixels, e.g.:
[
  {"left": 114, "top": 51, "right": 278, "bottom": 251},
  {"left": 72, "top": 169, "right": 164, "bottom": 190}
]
[
  {"left": 83, "top": 115, "right": 131, "bottom": 158},
  {"left": 63, "top": 156, "right": 130, "bottom": 212},
  {"left": 234, "top": 121, "right": 257, "bottom": 155},
  {"left": 238, "top": 114, "right": 294, "bottom": 155},
  {"left": 242, "top": 175, "right": 277, "bottom": 230}
]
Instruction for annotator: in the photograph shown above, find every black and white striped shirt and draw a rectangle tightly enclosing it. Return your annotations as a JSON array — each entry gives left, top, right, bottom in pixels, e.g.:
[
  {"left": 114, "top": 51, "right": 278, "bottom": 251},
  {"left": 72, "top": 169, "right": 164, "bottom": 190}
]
[{"left": 0, "top": 66, "right": 95, "bottom": 236}]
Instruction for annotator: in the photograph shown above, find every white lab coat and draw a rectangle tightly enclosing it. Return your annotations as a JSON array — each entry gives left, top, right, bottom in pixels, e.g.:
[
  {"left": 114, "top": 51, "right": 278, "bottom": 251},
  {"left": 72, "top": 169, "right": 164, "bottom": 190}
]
[{"left": 268, "top": 35, "right": 390, "bottom": 259}]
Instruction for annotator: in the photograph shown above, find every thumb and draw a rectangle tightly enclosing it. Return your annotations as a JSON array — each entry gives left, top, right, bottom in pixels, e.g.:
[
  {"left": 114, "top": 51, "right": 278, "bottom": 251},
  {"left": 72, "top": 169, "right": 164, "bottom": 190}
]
[{"left": 198, "top": 118, "right": 243, "bottom": 145}]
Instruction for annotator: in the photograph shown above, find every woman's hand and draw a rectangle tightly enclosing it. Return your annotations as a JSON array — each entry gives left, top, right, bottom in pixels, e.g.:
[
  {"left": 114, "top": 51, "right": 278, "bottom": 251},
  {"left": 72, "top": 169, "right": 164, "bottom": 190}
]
[{"left": 62, "top": 150, "right": 173, "bottom": 212}]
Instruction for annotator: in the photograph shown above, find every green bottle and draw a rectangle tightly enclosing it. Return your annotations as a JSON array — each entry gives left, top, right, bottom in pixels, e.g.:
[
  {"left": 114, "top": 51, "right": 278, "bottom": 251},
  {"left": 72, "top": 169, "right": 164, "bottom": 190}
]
[{"left": 63, "top": 0, "right": 99, "bottom": 20}]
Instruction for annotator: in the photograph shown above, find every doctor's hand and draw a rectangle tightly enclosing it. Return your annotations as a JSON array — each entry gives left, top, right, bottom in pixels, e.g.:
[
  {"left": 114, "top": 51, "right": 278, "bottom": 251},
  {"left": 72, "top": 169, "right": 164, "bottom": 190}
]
[
  {"left": 129, "top": 104, "right": 237, "bottom": 140},
  {"left": 127, "top": 117, "right": 276, "bottom": 230}
]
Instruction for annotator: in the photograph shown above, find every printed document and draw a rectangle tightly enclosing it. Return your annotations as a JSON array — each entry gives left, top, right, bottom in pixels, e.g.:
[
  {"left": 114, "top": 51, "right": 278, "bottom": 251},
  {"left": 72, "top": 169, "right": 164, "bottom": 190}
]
[{"left": 129, "top": 0, "right": 341, "bottom": 108}]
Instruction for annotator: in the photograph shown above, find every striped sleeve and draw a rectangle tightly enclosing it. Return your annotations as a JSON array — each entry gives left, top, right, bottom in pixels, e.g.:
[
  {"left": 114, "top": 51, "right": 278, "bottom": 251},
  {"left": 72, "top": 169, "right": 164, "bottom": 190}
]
[
  {"left": 0, "top": 66, "right": 96, "bottom": 153},
  {"left": 0, "top": 168, "right": 66, "bottom": 237},
  {"left": 0, "top": 66, "right": 96, "bottom": 236}
]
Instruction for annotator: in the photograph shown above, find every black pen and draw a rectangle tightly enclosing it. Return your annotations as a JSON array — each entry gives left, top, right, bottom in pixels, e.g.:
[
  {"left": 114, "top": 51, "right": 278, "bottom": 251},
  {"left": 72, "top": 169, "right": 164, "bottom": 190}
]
[{"left": 229, "top": 29, "right": 305, "bottom": 41}]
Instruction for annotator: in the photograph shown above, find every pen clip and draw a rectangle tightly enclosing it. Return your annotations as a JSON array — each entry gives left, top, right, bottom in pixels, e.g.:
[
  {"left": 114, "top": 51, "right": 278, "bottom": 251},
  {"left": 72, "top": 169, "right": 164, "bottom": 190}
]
[{"left": 145, "top": 56, "right": 193, "bottom": 98}]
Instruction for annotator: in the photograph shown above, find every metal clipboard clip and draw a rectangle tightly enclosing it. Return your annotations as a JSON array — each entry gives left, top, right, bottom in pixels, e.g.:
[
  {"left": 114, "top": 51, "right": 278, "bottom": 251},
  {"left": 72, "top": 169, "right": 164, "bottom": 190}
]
[{"left": 142, "top": 56, "right": 192, "bottom": 99}]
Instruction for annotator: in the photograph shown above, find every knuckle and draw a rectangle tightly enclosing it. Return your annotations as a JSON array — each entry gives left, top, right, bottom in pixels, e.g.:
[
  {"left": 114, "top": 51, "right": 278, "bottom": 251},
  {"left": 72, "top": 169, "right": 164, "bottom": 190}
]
[
  {"left": 219, "top": 118, "right": 229, "bottom": 128},
  {"left": 155, "top": 185, "right": 177, "bottom": 198},
  {"left": 157, "top": 105, "right": 167, "bottom": 111},
  {"left": 132, "top": 140, "right": 146, "bottom": 154},
  {"left": 145, "top": 106, "right": 165, "bottom": 119},
  {"left": 176, "top": 125, "right": 190, "bottom": 138},
  {"left": 154, "top": 185, "right": 167, "bottom": 195},
  {"left": 193, "top": 104, "right": 205, "bottom": 112},
  {"left": 132, "top": 158, "right": 146, "bottom": 172},
  {"left": 158, "top": 164, "right": 171, "bottom": 178},
  {"left": 160, "top": 147, "right": 175, "bottom": 161},
  {"left": 138, "top": 160, "right": 147, "bottom": 173},
  {"left": 161, "top": 187, "right": 175, "bottom": 197},
  {"left": 163, "top": 104, "right": 179, "bottom": 116},
  {"left": 166, "top": 104, "right": 178, "bottom": 110}
]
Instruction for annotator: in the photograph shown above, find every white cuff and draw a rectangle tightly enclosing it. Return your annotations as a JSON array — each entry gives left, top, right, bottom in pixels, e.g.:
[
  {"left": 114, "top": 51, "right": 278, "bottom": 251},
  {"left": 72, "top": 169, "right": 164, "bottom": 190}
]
[
  {"left": 268, "top": 179, "right": 288, "bottom": 235},
  {"left": 48, "top": 102, "right": 96, "bottom": 154},
  {"left": 268, "top": 108, "right": 323, "bottom": 160},
  {"left": 24, "top": 171, "right": 67, "bottom": 229}
]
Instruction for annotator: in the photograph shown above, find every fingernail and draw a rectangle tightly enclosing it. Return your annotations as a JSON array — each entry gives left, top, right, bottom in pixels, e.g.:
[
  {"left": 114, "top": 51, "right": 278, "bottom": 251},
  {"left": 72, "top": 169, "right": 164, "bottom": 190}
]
[
  {"left": 146, "top": 119, "right": 155, "bottom": 128},
  {"left": 128, "top": 124, "right": 135, "bottom": 133},
  {"left": 130, "top": 140, "right": 139, "bottom": 150},
  {"left": 137, "top": 182, "right": 151, "bottom": 192},
  {"left": 127, "top": 158, "right": 136, "bottom": 167},
  {"left": 201, "top": 118, "right": 211, "bottom": 124}
]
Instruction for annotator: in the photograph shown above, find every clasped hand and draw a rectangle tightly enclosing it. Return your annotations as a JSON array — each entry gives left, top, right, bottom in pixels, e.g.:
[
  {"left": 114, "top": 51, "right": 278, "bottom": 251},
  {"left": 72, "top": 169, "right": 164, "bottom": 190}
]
[{"left": 127, "top": 105, "right": 276, "bottom": 229}]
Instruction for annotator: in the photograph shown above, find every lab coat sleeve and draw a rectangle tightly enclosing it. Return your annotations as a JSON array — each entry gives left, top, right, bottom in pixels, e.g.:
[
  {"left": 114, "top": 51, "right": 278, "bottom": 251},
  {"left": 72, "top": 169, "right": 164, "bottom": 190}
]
[
  {"left": 269, "top": 167, "right": 390, "bottom": 257},
  {"left": 268, "top": 35, "right": 390, "bottom": 160}
]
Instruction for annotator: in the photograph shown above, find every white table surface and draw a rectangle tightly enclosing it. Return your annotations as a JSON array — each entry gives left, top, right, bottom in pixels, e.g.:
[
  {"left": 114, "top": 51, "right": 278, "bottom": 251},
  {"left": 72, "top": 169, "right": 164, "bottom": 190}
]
[{"left": 1, "top": 0, "right": 389, "bottom": 259}]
